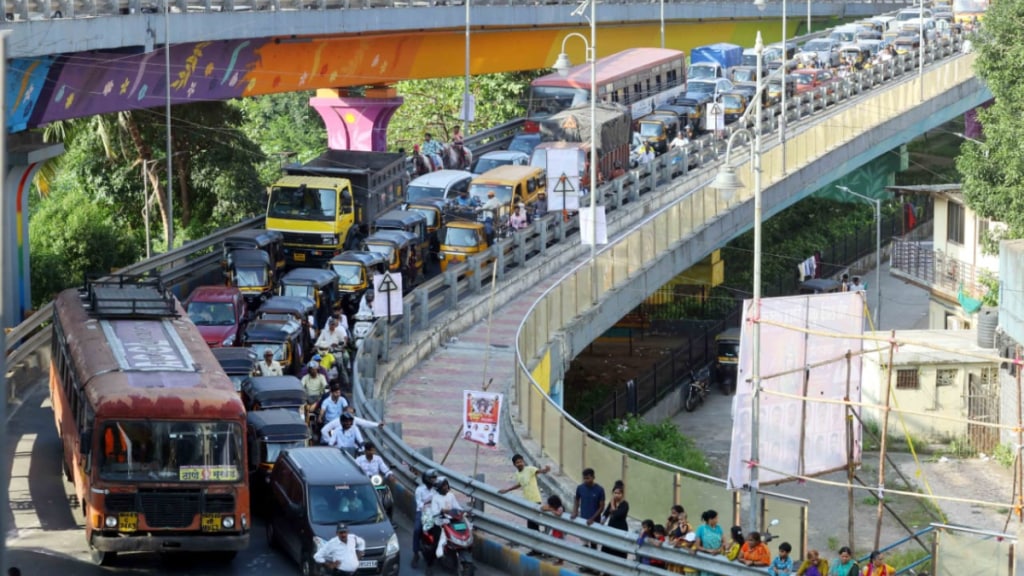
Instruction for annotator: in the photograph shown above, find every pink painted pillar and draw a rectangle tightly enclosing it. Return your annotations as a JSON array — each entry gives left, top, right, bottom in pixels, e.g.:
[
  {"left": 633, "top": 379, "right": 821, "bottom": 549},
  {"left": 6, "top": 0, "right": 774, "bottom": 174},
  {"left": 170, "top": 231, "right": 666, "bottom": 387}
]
[{"left": 309, "top": 88, "right": 404, "bottom": 152}]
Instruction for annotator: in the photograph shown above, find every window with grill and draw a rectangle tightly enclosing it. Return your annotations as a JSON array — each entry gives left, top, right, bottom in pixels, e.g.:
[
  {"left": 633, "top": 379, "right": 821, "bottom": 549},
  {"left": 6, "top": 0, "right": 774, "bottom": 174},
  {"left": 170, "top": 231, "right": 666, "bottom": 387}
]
[
  {"left": 936, "top": 368, "right": 957, "bottom": 387},
  {"left": 947, "top": 201, "right": 965, "bottom": 245},
  {"left": 896, "top": 369, "right": 919, "bottom": 390}
]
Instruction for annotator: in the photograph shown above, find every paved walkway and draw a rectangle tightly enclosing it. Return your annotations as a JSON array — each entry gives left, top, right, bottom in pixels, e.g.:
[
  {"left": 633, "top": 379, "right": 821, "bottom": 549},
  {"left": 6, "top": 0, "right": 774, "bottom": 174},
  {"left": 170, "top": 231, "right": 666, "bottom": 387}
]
[{"left": 385, "top": 277, "right": 560, "bottom": 518}]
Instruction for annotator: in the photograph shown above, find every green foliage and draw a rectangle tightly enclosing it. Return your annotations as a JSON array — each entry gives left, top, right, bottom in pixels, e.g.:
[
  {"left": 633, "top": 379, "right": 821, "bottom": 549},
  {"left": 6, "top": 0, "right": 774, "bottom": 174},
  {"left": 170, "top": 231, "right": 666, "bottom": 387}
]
[
  {"left": 978, "top": 270, "right": 1000, "bottom": 307},
  {"left": 885, "top": 548, "right": 930, "bottom": 572},
  {"left": 957, "top": 0, "right": 1024, "bottom": 240},
  {"left": 602, "top": 416, "right": 710, "bottom": 475},
  {"left": 230, "top": 91, "right": 328, "bottom": 184},
  {"left": 29, "top": 187, "right": 137, "bottom": 306},
  {"left": 992, "top": 443, "right": 1016, "bottom": 468},
  {"left": 389, "top": 72, "right": 538, "bottom": 153}
]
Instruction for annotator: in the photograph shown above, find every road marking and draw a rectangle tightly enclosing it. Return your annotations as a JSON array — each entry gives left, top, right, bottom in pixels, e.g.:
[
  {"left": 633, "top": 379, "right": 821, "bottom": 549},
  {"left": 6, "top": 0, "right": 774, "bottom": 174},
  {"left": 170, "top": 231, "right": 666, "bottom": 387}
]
[{"left": 9, "top": 433, "right": 41, "bottom": 532}]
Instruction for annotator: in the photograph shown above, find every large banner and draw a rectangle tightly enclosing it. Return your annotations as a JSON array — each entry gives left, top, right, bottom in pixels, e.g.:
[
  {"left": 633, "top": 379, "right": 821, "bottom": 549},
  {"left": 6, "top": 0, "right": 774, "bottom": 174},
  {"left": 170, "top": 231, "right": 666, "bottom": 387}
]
[
  {"left": 727, "top": 292, "right": 864, "bottom": 490},
  {"left": 463, "top": 390, "right": 503, "bottom": 449}
]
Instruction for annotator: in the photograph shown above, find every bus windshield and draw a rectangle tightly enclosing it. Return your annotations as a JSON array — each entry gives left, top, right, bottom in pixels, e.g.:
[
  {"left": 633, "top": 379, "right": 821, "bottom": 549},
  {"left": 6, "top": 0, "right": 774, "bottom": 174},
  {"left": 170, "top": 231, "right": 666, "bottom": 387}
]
[
  {"left": 99, "top": 421, "right": 243, "bottom": 483},
  {"left": 528, "top": 86, "right": 590, "bottom": 118},
  {"left": 268, "top": 187, "right": 337, "bottom": 221},
  {"left": 308, "top": 484, "right": 383, "bottom": 525}
]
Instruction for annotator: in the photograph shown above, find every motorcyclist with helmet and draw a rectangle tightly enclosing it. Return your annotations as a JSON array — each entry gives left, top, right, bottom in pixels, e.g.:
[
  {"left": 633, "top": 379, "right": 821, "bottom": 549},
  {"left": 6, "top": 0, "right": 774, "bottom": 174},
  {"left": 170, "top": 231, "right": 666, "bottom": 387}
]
[
  {"left": 423, "top": 476, "right": 463, "bottom": 575},
  {"left": 411, "top": 468, "right": 439, "bottom": 568},
  {"left": 320, "top": 412, "right": 364, "bottom": 455}
]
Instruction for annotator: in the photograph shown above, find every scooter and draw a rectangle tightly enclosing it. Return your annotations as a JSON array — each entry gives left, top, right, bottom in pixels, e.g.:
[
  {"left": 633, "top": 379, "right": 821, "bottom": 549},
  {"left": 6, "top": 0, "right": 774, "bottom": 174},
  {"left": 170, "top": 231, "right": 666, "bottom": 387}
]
[
  {"left": 371, "top": 473, "right": 394, "bottom": 520},
  {"left": 422, "top": 510, "right": 475, "bottom": 576},
  {"left": 684, "top": 366, "right": 711, "bottom": 412},
  {"left": 352, "top": 310, "right": 375, "bottom": 350},
  {"left": 762, "top": 518, "right": 781, "bottom": 543}
]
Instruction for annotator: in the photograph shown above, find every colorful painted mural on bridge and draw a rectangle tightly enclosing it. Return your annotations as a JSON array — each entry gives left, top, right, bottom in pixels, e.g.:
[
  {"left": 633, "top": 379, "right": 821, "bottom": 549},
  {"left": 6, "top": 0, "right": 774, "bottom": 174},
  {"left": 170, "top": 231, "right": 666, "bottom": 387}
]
[{"left": 6, "top": 19, "right": 794, "bottom": 132}]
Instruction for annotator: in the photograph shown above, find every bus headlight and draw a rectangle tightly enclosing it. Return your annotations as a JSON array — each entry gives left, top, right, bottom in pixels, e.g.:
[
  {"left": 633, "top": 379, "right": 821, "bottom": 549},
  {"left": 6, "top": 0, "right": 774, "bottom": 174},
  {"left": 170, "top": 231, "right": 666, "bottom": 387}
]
[
  {"left": 104, "top": 516, "right": 118, "bottom": 528},
  {"left": 386, "top": 533, "right": 400, "bottom": 556},
  {"left": 222, "top": 516, "right": 235, "bottom": 529},
  {"left": 241, "top": 513, "right": 248, "bottom": 530}
]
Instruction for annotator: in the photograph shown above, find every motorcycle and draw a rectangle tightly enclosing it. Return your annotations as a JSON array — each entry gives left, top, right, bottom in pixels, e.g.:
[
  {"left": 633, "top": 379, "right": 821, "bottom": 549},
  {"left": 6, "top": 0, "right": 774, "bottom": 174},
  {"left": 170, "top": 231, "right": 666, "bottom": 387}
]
[
  {"left": 371, "top": 473, "right": 394, "bottom": 520},
  {"left": 352, "top": 311, "right": 375, "bottom": 350},
  {"left": 684, "top": 366, "right": 711, "bottom": 412},
  {"left": 762, "top": 518, "right": 781, "bottom": 543},
  {"left": 422, "top": 510, "right": 475, "bottom": 576}
]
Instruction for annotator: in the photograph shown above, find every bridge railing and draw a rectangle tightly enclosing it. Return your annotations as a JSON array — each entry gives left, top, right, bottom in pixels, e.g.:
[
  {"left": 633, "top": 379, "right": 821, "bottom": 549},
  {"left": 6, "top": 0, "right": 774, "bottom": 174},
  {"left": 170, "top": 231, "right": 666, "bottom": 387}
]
[{"left": 2, "top": 0, "right": 909, "bottom": 21}]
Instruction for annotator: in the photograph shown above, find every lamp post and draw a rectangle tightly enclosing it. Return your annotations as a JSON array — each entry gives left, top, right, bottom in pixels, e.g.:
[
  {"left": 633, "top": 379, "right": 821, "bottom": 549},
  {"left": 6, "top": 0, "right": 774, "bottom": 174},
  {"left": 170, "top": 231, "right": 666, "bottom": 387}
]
[
  {"left": 918, "top": 1, "right": 925, "bottom": 102},
  {"left": 463, "top": 0, "right": 471, "bottom": 136},
  {"left": 660, "top": 0, "right": 665, "bottom": 48},
  {"left": 836, "top": 186, "right": 882, "bottom": 327},
  {"left": 553, "top": 0, "right": 598, "bottom": 304},
  {"left": 164, "top": 0, "right": 174, "bottom": 251},
  {"left": 712, "top": 31, "right": 764, "bottom": 533}
]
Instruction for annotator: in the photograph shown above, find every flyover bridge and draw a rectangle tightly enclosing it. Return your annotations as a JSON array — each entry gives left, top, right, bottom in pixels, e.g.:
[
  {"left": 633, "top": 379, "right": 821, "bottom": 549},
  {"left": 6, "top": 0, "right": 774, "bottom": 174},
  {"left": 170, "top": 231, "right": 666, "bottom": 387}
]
[{"left": 3, "top": 37, "right": 992, "bottom": 572}]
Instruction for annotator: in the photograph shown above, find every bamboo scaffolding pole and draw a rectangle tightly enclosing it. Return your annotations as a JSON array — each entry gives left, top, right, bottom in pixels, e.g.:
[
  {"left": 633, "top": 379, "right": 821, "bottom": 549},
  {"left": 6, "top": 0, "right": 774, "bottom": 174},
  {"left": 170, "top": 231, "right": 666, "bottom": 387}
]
[
  {"left": 875, "top": 330, "right": 897, "bottom": 551},
  {"left": 845, "top": 350, "right": 855, "bottom": 548}
]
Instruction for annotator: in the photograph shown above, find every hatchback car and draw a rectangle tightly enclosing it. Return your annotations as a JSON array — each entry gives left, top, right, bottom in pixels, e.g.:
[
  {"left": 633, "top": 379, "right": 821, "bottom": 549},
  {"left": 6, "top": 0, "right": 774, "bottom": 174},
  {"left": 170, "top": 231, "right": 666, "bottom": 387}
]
[
  {"left": 406, "top": 169, "right": 473, "bottom": 202},
  {"left": 266, "top": 447, "right": 400, "bottom": 576},
  {"left": 470, "top": 150, "right": 530, "bottom": 175}
]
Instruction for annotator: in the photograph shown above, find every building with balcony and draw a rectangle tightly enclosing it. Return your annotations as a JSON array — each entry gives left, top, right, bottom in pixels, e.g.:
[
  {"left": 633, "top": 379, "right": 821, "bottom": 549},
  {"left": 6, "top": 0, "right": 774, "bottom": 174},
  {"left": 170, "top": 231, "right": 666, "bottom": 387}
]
[{"left": 888, "top": 184, "right": 1001, "bottom": 331}]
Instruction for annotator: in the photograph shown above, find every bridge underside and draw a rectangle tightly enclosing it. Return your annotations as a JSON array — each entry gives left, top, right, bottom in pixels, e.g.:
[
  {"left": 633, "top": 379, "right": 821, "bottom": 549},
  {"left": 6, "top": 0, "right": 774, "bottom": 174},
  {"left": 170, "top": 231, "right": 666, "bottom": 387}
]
[{"left": 11, "top": 19, "right": 805, "bottom": 132}]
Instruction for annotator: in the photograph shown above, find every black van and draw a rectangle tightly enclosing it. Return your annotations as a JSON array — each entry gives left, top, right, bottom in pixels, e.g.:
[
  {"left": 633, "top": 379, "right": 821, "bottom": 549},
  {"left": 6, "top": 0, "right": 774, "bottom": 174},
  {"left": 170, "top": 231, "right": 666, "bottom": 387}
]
[{"left": 266, "top": 447, "right": 400, "bottom": 576}]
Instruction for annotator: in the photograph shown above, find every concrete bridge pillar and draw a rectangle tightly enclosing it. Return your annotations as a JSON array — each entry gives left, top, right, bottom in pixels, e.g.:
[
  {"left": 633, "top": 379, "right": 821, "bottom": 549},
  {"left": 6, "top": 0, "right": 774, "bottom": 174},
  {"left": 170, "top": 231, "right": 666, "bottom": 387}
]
[
  {"left": 1, "top": 133, "right": 63, "bottom": 328},
  {"left": 309, "top": 87, "right": 404, "bottom": 152}
]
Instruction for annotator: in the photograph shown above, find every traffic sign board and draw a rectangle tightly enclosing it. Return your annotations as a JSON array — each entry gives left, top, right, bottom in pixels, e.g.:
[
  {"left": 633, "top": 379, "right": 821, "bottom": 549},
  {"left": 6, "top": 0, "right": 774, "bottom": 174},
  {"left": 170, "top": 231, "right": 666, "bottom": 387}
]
[
  {"left": 373, "top": 272, "right": 404, "bottom": 317},
  {"left": 378, "top": 271, "right": 399, "bottom": 294}
]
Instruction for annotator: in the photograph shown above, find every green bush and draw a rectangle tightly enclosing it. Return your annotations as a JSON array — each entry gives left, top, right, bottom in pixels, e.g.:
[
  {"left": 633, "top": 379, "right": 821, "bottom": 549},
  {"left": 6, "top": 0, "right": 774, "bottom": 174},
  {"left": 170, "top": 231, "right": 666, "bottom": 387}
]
[{"left": 603, "top": 416, "right": 710, "bottom": 475}]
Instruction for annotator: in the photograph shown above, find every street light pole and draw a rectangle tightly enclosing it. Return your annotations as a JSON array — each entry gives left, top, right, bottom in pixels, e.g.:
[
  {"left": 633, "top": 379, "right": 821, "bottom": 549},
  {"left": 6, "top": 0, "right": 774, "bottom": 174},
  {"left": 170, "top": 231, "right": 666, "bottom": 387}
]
[
  {"left": 553, "top": 0, "right": 599, "bottom": 304},
  {"left": 807, "top": 0, "right": 811, "bottom": 35},
  {"left": 712, "top": 31, "right": 764, "bottom": 533},
  {"left": 837, "top": 186, "right": 882, "bottom": 327},
  {"left": 918, "top": 0, "right": 925, "bottom": 102},
  {"left": 660, "top": 0, "right": 665, "bottom": 48},
  {"left": 780, "top": 0, "right": 787, "bottom": 173},
  {"left": 464, "top": 0, "right": 471, "bottom": 136}
]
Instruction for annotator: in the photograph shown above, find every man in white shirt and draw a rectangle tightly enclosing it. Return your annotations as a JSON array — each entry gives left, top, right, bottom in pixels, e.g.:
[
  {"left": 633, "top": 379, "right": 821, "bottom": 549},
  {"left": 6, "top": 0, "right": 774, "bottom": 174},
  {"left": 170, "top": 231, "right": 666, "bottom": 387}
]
[
  {"left": 423, "top": 477, "right": 462, "bottom": 573},
  {"left": 314, "top": 522, "right": 365, "bottom": 576},
  {"left": 353, "top": 442, "right": 392, "bottom": 480},
  {"left": 412, "top": 469, "right": 439, "bottom": 568},
  {"left": 316, "top": 317, "right": 349, "bottom": 350},
  {"left": 321, "top": 413, "right": 365, "bottom": 454},
  {"left": 256, "top": 349, "right": 283, "bottom": 377}
]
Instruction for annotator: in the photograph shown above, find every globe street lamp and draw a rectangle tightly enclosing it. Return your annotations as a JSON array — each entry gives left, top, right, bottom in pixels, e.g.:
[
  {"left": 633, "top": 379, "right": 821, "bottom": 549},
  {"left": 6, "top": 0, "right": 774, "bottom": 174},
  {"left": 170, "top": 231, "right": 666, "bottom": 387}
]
[
  {"left": 711, "top": 31, "right": 764, "bottom": 533},
  {"left": 553, "top": 0, "right": 599, "bottom": 304}
]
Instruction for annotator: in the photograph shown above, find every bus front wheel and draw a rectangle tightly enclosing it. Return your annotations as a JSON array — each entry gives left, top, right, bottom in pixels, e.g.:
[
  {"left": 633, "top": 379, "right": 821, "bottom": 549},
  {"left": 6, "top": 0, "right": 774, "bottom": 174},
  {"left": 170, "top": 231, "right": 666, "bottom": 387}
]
[{"left": 89, "top": 542, "right": 116, "bottom": 566}]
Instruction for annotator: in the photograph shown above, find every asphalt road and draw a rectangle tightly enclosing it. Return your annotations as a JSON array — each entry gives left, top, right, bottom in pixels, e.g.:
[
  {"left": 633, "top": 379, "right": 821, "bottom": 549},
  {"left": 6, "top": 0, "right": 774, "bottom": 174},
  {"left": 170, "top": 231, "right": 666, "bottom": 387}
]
[{"left": 5, "top": 384, "right": 503, "bottom": 576}]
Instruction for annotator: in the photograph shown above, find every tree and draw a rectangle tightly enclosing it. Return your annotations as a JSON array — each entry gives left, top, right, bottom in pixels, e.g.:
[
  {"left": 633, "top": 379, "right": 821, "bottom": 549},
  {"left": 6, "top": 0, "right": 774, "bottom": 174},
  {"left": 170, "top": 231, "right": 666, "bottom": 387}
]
[
  {"left": 29, "top": 186, "right": 137, "bottom": 307},
  {"left": 230, "top": 91, "right": 328, "bottom": 184},
  {"left": 957, "top": 2, "right": 1024, "bottom": 241}
]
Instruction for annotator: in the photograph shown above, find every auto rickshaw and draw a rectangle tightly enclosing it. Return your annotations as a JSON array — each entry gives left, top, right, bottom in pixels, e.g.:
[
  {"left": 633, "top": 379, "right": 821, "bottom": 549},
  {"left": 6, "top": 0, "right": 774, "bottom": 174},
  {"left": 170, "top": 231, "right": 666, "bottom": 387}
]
[
  {"left": 246, "top": 409, "right": 310, "bottom": 509},
  {"left": 241, "top": 318, "right": 306, "bottom": 375},
  {"left": 718, "top": 91, "right": 750, "bottom": 125},
  {"left": 278, "top": 268, "right": 340, "bottom": 332},
  {"left": 211, "top": 346, "right": 259, "bottom": 393},
  {"left": 226, "top": 248, "right": 275, "bottom": 306},
  {"left": 256, "top": 296, "right": 317, "bottom": 356},
  {"left": 362, "top": 229, "right": 423, "bottom": 291},
  {"left": 374, "top": 209, "right": 431, "bottom": 274},
  {"left": 329, "top": 250, "right": 388, "bottom": 318},
  {"left": 637, "top": 112, "right": 681, "bottom": 155},
  {"left": 893, "top": 33, "right": 920, "bottom": 54},
  {"left": 839, "top": 44, "right": 872, "bottom": 70},
  {"left": 240, "top": 375, "right": 307, "bottom": 413},
  {"left": 798, "top": 278, "right": 843, "bottom": 294},
  {"left": 714, "top": 327, "right": 741, "bottom": 395},
  {"left": 405, "top": 197, "right": 448, "bottom": 264},
  {"left": 222, "top": 228, "right": 286, "bottom": 277},
  {"left": 438, "top": 219, "right": 491, "bottom": 274}
]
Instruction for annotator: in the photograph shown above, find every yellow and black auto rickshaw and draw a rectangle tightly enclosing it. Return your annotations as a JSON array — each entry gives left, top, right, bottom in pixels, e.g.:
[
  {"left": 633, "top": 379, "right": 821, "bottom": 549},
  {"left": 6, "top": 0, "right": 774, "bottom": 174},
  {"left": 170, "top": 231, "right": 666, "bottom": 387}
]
[
  {"left": 247, "top": 409, "right": 310, "bottom": 510},
  {"left": 222, "top": 228, "right": 286, "bottom": 279},
  {"left": 714, "top": 327, "right": 741, "bottom": 395},
  {"left": 278, "top": 268, "right": 340, "bottom": 332},
  {"left": 438, "top": 219, "right": 491, "bottom": 274},
  {"left": 329, "top": 250, "right": 388, "bottom": 318},
  {"left": 362, "top": 229, "right": 423, "bottom": 292},
  {"left": 227, "top": 248, "right": 275, "bottom": 307}
]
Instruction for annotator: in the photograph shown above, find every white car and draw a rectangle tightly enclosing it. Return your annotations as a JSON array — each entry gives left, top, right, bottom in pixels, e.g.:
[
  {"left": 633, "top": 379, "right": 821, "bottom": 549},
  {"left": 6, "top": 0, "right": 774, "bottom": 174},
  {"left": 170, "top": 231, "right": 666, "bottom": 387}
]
[
  {"left": 470, "top": 150, "right": 530, "bottom": 175},
  {"left": 406, "top": 169, "right": 474, "bottom": 202}
]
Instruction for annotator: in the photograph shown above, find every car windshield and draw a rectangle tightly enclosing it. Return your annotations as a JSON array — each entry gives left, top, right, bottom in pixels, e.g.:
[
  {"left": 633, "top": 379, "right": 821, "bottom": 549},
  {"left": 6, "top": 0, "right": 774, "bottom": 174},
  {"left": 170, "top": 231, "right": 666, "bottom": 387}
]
[
  {"left": 721, "top": 95, "right": 743, "bottom": 109},
  {"left": 187, "top": 302, "right": 236, "bottom": 326},
  {"left": 365, "top": 243, "right": 395, "bottom": 263},
  {"left": 639, "top": 122, "right": 663, "bottom": 137},
  {"left": 469, "top": 183, "right": 514, "bottom": 204},
  {"left": 99, "top": 420, "right": 243, "bottom": 482},
  {"left": 261, "top": 440, "right": 307, "bottom": 466},
  {"left": 267, "top": 186, "right": 337, "bottom": 221},
  {"left": 281, "top": 284, "right": 315, "bottom": 299},
  {"left": 805, "top": 40, "right": 832, "bottom": 51},
  {"left": 472, "top": 157, "right": 511, "bottom": 174},
  {"left": 687, "top": 81, "right": 715, "bottom": 95},
  {"left": 332, "top": 263, "right": 364, "bottom": 286},
  {"left": 741, "top": 54, "right": 760, "bottom": 67},
  {"left": 443, "top": 227, "right": 480, "bottom": 248},
  {"left": 688, "top": 65, "right": 716, "bottom": 80},
  {"left": 732, "top": 69, "right": 755, "bottom": 83},
  {"left": 528, "top": 86, "right": 589, "bottom": 118},
  {"left": 406, "top": 185, "right": 443, "bottom": 202},
  {"left": 408, "top": 207, "right": 438, "bottom": 227},
  {"left": 234, "top": 266, "right": 267, "bottom": 289},
  {"left": 794, "top": 74, "right": 814, "bottom": 86},
  {"left": 249, "top": 343, "right": 285, "bottom": 362},
  {"left": 509, "top": 136, "right": 540, "bottom": 155},
  {"left": 308, "top": 484, "right": 384, "bottom": 525},
  {"left": 717, "top": 341, "right": 740, "bottom": 359}
]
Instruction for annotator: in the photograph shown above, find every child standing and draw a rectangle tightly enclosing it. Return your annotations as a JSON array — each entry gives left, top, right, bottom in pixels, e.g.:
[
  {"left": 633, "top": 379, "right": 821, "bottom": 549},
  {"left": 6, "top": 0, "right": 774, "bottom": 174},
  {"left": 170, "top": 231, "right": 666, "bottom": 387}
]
[{"left": 769, "top": 542, "right": 795, "bottom": 576}]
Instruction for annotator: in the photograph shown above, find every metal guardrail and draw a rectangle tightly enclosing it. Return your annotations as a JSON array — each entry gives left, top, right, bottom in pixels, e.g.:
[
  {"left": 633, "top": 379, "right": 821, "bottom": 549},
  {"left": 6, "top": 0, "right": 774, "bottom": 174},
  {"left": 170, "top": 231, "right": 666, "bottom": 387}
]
[
  {"left": 2, "top": 18, "right": 970, "bottom": 568},
  {"left": 1, "top": 0, "right": 910, "bottom": 21}
]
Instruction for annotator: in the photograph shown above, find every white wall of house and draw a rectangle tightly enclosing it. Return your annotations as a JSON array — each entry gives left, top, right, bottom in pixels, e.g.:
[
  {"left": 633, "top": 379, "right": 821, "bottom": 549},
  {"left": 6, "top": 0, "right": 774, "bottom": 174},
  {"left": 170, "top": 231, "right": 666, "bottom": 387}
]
[
  {"left": 932, "top": 192, "right": 1001, "bottom": 275},
  {"left": 861, "top": 330, "right": 998, "bottom": 441}
]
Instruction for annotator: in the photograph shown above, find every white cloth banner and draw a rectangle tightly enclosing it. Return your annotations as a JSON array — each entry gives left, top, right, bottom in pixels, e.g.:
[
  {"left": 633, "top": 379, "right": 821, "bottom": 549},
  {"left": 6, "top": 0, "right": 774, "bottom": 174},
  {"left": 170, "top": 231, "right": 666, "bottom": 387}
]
[
  {"left": 579, "top": 206, "right": 608, "bottom": 245},
  {"left": 727, "top": 292, "right": 864, "bottom": 490}
]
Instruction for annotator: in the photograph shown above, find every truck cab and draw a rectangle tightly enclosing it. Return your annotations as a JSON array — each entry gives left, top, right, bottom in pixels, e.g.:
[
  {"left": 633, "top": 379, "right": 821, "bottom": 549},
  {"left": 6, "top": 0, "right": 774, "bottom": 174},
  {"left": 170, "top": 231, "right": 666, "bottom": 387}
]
[{"left": 266, "top": 150, "right": 406, "bottom": 268}]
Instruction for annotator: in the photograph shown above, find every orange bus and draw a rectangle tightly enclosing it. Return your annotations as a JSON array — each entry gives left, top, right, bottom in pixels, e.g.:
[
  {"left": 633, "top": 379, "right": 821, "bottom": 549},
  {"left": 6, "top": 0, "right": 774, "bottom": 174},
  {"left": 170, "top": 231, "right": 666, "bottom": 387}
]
[{"left": 50, "top": 276, "right": 250, "bottom": 565}]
